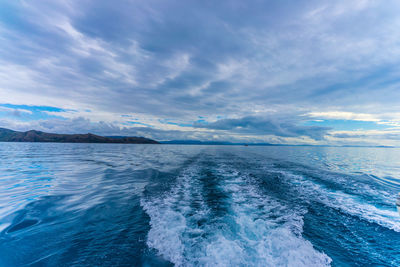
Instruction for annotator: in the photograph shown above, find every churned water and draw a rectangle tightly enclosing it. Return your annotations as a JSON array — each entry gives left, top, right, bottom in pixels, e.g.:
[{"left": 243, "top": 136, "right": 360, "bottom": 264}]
[{"left": 0, "top": 143, "right": 399, "bottom": 266}]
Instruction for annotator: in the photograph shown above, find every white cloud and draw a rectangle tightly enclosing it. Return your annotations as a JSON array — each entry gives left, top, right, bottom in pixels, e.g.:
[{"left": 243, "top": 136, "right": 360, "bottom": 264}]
[
  {"left": 1, "top": 0, "right": 400, "bottom": 144},
  {"left": 307, "top": 111, "right": 381, "bottom": 122}
]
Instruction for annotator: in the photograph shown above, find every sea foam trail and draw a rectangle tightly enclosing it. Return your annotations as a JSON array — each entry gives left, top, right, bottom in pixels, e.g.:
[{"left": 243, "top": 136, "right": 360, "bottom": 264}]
[
  {"left": 141, "top": 162, "right": 210, "bottom": 265},
  {"left": 141, "top": 155, "right": 331, "bottom": 266},
  {"left": 277, "top": 170, "right": 400, "bottom": 232}
]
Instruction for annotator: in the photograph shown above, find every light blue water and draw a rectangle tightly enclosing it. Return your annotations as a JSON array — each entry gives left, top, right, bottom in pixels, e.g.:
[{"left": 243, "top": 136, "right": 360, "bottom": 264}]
[{"left": 0, "top": 143, "right": 399, "bottom": 266}]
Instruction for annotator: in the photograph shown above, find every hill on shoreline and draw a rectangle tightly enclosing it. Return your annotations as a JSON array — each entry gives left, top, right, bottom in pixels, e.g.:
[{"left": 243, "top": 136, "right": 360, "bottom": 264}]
[{"left": 0, "top": 128, "right": 159, "bottom": 144}]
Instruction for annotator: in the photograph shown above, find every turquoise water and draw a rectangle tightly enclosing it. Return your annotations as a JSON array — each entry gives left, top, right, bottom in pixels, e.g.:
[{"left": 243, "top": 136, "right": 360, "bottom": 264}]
[{"left": 0, "top": 143, "right": 399, "bottom": 266}]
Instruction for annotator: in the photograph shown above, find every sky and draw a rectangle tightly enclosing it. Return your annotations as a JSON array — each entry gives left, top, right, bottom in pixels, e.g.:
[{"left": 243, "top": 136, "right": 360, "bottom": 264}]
[{"left": 1, "top": 0, "right": 400, "bottom": 145}]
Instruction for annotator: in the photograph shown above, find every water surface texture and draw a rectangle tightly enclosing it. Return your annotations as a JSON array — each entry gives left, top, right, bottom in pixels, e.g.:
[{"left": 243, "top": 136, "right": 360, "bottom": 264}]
[{"left": 0, "top": 143, "right": 399, "bottom": 266}]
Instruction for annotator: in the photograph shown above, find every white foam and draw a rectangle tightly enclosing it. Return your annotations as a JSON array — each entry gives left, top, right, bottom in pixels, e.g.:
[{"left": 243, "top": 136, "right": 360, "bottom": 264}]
[
  {"left": 213, "top": 165, "right": 332, "bottom": 267},
  {"left": 279, "top": 171, "right": 400, "bottom": 232},
  {"left": 141, "top": 160, "right": 332, "bottom": 266},
  {"left": 141, "top": 163, "right": 210, "bottom": 266}
]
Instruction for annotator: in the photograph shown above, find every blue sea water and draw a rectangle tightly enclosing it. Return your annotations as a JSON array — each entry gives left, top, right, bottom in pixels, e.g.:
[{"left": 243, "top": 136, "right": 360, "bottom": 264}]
[{"left": 0, "top": 143, "right": 399, "bottom": 266}]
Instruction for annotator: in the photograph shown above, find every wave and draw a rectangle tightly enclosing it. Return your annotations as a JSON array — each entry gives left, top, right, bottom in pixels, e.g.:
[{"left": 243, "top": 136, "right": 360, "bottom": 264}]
[
  {"left": 277, "top": 170, "right": 400, "bottom": 232},
  {"left": 141, "top": 156, "right": 331, "bottom": 266}
]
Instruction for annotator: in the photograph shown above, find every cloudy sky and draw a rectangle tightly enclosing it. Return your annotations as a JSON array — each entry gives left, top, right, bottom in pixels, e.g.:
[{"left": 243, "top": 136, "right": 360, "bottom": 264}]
[{"left": 1, "top": 0, "right": 400, "bottom": 145}]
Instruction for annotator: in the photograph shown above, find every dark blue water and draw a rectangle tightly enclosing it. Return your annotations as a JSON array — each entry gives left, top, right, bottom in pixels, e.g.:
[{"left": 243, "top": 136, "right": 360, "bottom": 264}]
[{"left": 0, "top": 143, "right": 399, "bottom": 266}]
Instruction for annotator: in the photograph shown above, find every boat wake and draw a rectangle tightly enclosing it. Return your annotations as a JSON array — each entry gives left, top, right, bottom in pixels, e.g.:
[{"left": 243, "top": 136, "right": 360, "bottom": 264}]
[{"left": 141, "top": 153, "right": 332, "bottom": 266}]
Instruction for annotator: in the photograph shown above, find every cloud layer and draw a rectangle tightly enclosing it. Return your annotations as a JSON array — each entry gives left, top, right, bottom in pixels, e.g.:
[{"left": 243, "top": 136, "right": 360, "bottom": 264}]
[
  {"left": 1, "top": 0, "right": 400, "bottom": 144},
  {"left": 193, "top": 116, "right": 330, "bottom": 140}
]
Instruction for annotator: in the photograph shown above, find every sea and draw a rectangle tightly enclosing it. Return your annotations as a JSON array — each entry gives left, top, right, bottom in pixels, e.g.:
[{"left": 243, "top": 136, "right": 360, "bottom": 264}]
[{"left": 0, "top": 143, "right": 399, "bottom": 266}]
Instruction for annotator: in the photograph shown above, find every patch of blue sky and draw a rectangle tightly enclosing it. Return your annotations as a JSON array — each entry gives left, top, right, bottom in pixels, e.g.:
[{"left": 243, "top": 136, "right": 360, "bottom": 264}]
[
  {"left": 303, "top": 119, "right": 390, "bottom": 131},
  {"left": 0, "top": 104, "right": 68, "bottom": 121},
  {"left": 158, "top": 119, "right": 192, "bottom": 127},
  {"left": 0, "top": 104, "right": 67, "bottom": 112},
  {"left": 125, "top": 121, "right": 153, "bottom": 127}
]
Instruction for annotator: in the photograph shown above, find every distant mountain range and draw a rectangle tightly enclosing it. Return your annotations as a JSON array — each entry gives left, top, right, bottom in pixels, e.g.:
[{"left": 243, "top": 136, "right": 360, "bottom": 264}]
[
  {"left": 160, "top": 140, "right": 395, "bottom": 148},
  {"left": 160, "top": 140, "right": 277, "bottom": 146},
  {"left": 0, "top": 128, "right": 159, "bottom": 144},
  {"left": 0, "top": 128, "right": 394, "bottom": 147}
]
